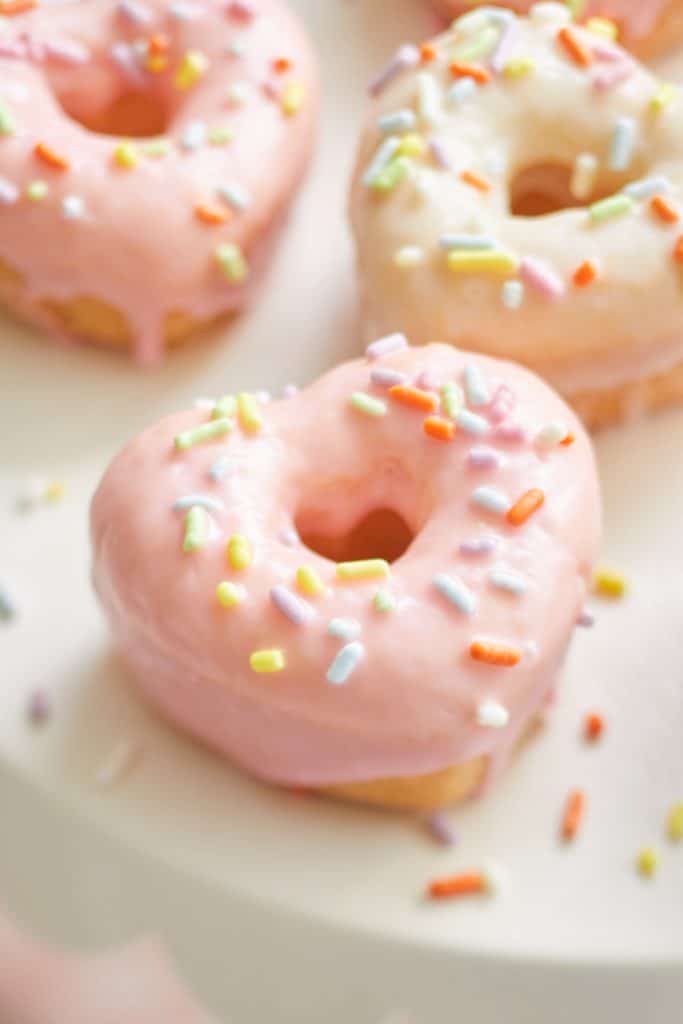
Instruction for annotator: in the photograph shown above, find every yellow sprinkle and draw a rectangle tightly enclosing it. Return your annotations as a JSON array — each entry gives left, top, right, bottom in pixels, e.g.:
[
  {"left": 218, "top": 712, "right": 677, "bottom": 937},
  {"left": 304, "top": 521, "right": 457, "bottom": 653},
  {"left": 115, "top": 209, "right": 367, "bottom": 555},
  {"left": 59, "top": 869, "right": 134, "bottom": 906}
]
[
  {"left": 397, "top": 133, "right": 426, "bottom": 158},
  {"left": 26, "top": 180, "right": 48, "bottom": 201},
  {"left": 667, "top": 803, "right": 683, "bottom": 841},
  {"left": 593, "top": 568, "right": 627, "bottom": 599},
  {"left": 250, "top": 649, "right": 286, "bottom": 674},
  {"left": 216, "top": 581, "right": 244, "bottom": 609},
  {"left": 227, "top": 534, "right": 252, "bottom": 571},
  {"left": 636, "top": 847, "right": 659, "bottom": 878},
  {"left": 175, "top": 49, "right": 209, "bottom": 90},
  {"left": 336, "top": 559, "right": 390, "bottom": 582},
  {"left": 113, "top": 141, "right": 139, "bottom": 169},
  {"left": 43, "top": 481, "right": 65, "bottom": 503},
  {"left": 448, "top": 251, "right": 518, "bottom": 275},
  {"left": 650, "top": 83, "right": 677, "bottom": 114},
  {"left": 503, "top": 57, "right": 535, "bottom": 79},
  {"left": 281, "top": 81, "right": 305, "bottom": 116},
  {"left": 237, "top": 392, "right": 263, "bottom": 434},
  {"left": 296, "top": 566, "right": 325, "bottom": 597},
  {"left": 585, "top": 17, "right": 618, "bottom": 40}
]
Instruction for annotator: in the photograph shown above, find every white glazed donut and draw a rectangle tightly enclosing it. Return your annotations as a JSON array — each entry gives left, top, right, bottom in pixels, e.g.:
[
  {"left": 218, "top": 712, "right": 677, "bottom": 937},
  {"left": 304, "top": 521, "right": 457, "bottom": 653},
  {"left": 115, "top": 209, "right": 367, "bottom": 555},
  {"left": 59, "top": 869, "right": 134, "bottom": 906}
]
[{"left": 352, "top": 5, "right": 683, "bottom": 428}]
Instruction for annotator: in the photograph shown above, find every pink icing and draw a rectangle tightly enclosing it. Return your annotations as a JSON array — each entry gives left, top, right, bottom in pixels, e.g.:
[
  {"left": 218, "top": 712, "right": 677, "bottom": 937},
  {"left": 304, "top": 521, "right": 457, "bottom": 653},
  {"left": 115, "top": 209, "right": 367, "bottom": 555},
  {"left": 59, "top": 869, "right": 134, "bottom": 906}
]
[
  {"left": 0, "top": 0, "right": 318, "bottom": 363},
  {"left": 91, "top": 343, "right": 601, "bottom": 790},
  {"left": 435, "top": 1, "right": 669, "bottom": 42}
]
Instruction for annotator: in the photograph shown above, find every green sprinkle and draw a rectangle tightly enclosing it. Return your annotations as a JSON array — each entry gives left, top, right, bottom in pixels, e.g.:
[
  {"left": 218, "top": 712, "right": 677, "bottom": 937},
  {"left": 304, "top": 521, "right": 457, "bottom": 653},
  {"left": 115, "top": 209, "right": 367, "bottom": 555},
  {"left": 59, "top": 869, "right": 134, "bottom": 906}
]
[
  {"left": 370, "top": 155, "right": 411, "bottom": 192},
  {"left": 373, "top": 588, "right": 396, "bottom": 613},
  {"left": 650, "top": 83, "right": 677, "bottom": 113},
  {"left": 183, "top": 505, "right": 208, "bottom": 552},
  {"left": 441, "top": 381, "right": 464, "bottom": 419},
  {"left": 208, "top": 126, "right": 234, "bottom": 145},
  {"left": 0, "top": 102, "right": 15, "bottom": 136},
  {"left": 337, "top": 559, "right": 390, "bottom": 582},
  {"left": 250, "top": 649, "right": 286, "bottom": 673},
  {"left": 26, "top": 180, "right": 48, "bottom": 201},
  {"left": 216, "top": 581, "right": 244, "bottom": 609},
  {"left": 451, "top": 24, "right": 498, "bottom": 62},
  {"left": 142, "top": 137, "right": 171, "bottom": 158},
  {"left": 567, "top": 0, "right": 587, "bottom": 17},
  {"left": 588, "top": 194, "right": 634, "bottom": 224},
  {"left": 212, "top": 394, "right": 237, "bottom": 419},
  {"left": 215, "top": 243, "right": 249, "bottom": 283},
  {"left": 174, "top": 417, "right": 233, "bottom": 450},
  {"left": 349, "top": 392, "right": 387, "bottom": 418}
]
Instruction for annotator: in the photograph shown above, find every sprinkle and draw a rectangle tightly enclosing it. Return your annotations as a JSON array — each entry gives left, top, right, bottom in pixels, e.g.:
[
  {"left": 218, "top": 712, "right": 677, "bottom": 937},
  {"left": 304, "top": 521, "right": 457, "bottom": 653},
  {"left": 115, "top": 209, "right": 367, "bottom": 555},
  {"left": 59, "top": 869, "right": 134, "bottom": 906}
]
[
  {"left": 519, "top": 257, "right": 565, "bottom": 300},
  {"left": 370, "top": 367, "right": 408, "bottom": 389},
  {"left": 208, "top": 454, "right": 231, "bottom": 481},
  {"left": 463, "top": 364, "right": 489, "bottom": 407},
  {"left": 466, "top": 445, "right": 501, "bottom": 471},
  {"left": 674, "top": 236, "right": 683, "bottom": 264},
  {"left": 447, "top": 77, "right": 477, "bottom": 105},
  {"left": 366, "top": 332, "right": 408, "bottom": 360},
  {"left": 577, "top": 608, "right": 595, "bottom": 627},
  {"left": 456, "top": 410, "right": 489, "bottom": 437},
  {"left": 472, "top": 486, "right": 509, "bottom": 515},
  {"left": 378, "top": 109, "right": 416, "bottom": 135},
  {"left": 650, "top": 83, "right": 677, "bottom": 114},
  {"left": 589, "top": 193, "right": 633, "bottom": 224},
  {"left": 573, "top": 260, "right": 598, "bottom": 288},
  {"left": 327, "top": 618, "right": 361, "bottom": 641},
  {"left": 470, "top": 639, "right": 521, "bottom": 667},
  {"left": 117, "top": 0, "right": 152, "bottom": 24},
  {"left": 113, "top": 142, "right": 139, "bottom": 169},
  {"left": 169, "top": 1, "right": 201, "bottom": 19},
  {"left": 362, "top": 137, "right": 400, "bottom": 187},
  {"left": 62, "top": 195, "right": 85, "bottom": 220},
  {"left": 212, "top": 395, "right": 236, "bottom": 420},
  {"left": 175, "top": 418, "right": 232, "bottom": 450},
  {"left": 609, "top": 116, "right": 637, "bottom": 173},
  {"left": 593, "top": 568, "right": 626, "bottom": 599},
  {"left": 143, "top": 137, "right": 172, "bottom": 157},
  {"left": 388, "top": 384, "right": 438, "bottom": 413},
  {"left": 415, "top": 369, "right": 439, "bottom": 391},
  {"left": 26, "top": 180, "right": 48, "bottom": 201},
  {"left": 227, "top": 534, "right": 252, "bottom": 570},
  {"left": 420, "top": 42, "right": 437, "bottom": 63},
  {"left": 636, "top": 847, "right": 659, "bottom": 878},
  {"left": 225, "top": 0, "right": 255, "bottom": 22},
  {"left": 237, "top": 392, "right": 263, "bottom": 434},
  {"left": 489, "top": 567, "right": 527, "bottom": 596},
  {"left": 195, "top": 202, "right": 230, "bottom": 226},
  {"left": 424, "top": 812, "right": 458, "bottom": 847},
  {"left": 393, "top": 246, "right": 424, "bottom": 269},
  {"left": 282, "top": 81, "right": 305, "bottom": 116},
  {"left": 450, "top": 60, "right": 490, "bottom": 84},
  {"left": 296, "top": 566, "right": 325, "bottom": 596},
  {"left": 216, "top": 581, "right": 244, "bottom": 608},
  {"left": 477, "top": 699, "right": 510, "bottom": 729},
  {"left": 208, "top": 126, "right": 234, "bottom": 145},
  {"left": 433, "top": 573, "right": 477, "bottom": 615},
  {"left": 181, "top": 121, "right": 207, "bottom": 150},
  {"left": 441, "top": 381, "right": 464, "bottom": 419},
  {"left": 27, "top": 689, "right": 51, "bottom": 725},
  {"left": 0, "top": 177, "right": 18, "bottom": 204},
  {"left": 424, "top": 416, "right": 455, "bottom": 442},
  {"left": 570, "top": 153, "right": 598, "bottom": 200},
  {"left": 368, "top": 44, "right": 420, "bottom": 98},
  {"left": 175, "top": 49, "right": 209, "bottom": 89},
  {"left": 397, "top": 133, "right": 426, "bottom": 158},
  {"left": 250, "top": 649, "right": 286, "bottom": 674},
  {"left": 350, "top": 392, "right": 387, "bottom": 418},
  {"left": 426, "top": 869, "right": 490, "bottom": 901},
  {"left": 448, "top": 251, "right": 517, "bottom": 275},
  {"left": 183, "top": 505, "right": 209, "bottom": 552},
  {"left": 337, "top": 559, "right": 390, "bottom": 582},
  {"left": 216, "top": 184, "right": 251, "bottom": 213},
  {"left": 278, "top": 527, "right": 299, "bottom": 546},
  {"left": 561, "top": 789, "right": 586, "bottom": 841},
  {"left": 506, "top": 488, "right": 544, "bottom": 526},
  {"left": 416, "top": 71, "right": 442, "bottom": 127},
  {"left": 503, "top": 57, "right": 535, "bottom": 78},
  {"left": 585, "top": 16, "right": 617, "bottom": 40},
  {"left": 373, "top": 588, "right": 396, "bottom": 613},
  {"left": 461, "top": 169, "right": 492, "bottom": 193},
  {"left": 584, "top": 712, "right": 605, "bottom": 742},
  {"left": 215, "top": 243, "right": 249, "bottom": 282},
  {"left": 271, "top": 585, "right": 314, "bottom": 626},
  {"left": 650, "top": 195, "right": 679, "bottom": 225},
  {"left": 426, "top": 137, "right": 449, "bottom": 170},
  {"left": 501, "top": 280, "right": 524, "bottom": 309},
  {"left": 557, "top": 25, "right": 593, "bottom": 67},
  {"left": 530, "top": 2, "right": 570, "bottom": 25},
  {"left": 439, "top": 235, "right": 497, "bottom": 253},
  {"left": 451, "top": 24, "right": 499, "bottom": 62},
  {"left": 459, "top": 537, "right": 498, "bottom": 557},
  {"left": 370, "top": 155, "right": 411, "bottom": 192},
  {"left": 174, "top": 494, "right": 224, "bottom": 514},
  {"left": 0, "top": 103, "right": 16, "bottom": 136},
  {"left": 667, "top": 803, "right": 683, "bottom": 841},
  {"left": 96, "top": 737, "right": 142, "bottom": 788},
  {"left": 623, "top": 176, "right": 670, "bottom": 200},
  {"left": 535, "top": 422, "right": 569, "bottom": 448},
  {"left": 496, "top": 421, "right": 527, "bottom": 444},
  {"left": 327, "top": 641, "right": 364, "bottom": 685},
  {"left": 592, "top": 59, "right": 634, "bottom": 92},
  {"left": 0, "top": 586, "right": 16, "bottom": 622}
]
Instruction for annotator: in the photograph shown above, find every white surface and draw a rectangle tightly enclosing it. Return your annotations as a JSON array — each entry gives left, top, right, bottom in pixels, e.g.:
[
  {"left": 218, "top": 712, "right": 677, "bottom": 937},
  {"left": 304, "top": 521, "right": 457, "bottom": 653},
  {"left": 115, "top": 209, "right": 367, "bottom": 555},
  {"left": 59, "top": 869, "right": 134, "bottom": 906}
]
[{"left": 1, "top": 2, "right": 683, "bottom": 1022}]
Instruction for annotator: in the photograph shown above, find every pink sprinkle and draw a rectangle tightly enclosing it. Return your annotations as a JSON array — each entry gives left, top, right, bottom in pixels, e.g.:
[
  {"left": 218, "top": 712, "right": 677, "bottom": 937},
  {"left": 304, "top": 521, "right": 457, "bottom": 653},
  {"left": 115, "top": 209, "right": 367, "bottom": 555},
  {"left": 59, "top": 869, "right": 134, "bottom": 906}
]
[
  {"left": 44, "top": 39, "right": 90, "bottom": 65},
  {"left": 592, "top": 40, "right": 626, "bottom": 62},
  {"left": 370, "top": 367, "right": 408, "bottom": 388},
  {"left": 424, "top": 811, "right": 458, "bottom": 847},
  {"left": 459, "top": 536, "right": 498, "bottom": 557},
  {"left": 487, "top": 385, "right": 515, "bottom": 424},
  {"left": 490, "top": 19, "right": 519, "bottom": 74},
  {"left": 262, "top": 80, "right": 281, "bottom": 101},
  {"left": 368, "top": 44, "right": 420, "bottom": 97},
  {"left": 225, "top": 0, "right": 255, "bottom": 21},
  {"left": 27, "top": 690, "right": 51, "bottom": 726},
  {"left": 495, "top": 422, "right": 528, "bottom": 444},
  {"left": 593, "top": 61, "right": 634, "bottom": 92},
  {"left": 429, "top": 138, "right": 451, "bottom": 169},
  {"left": 468, "top": 446, "right": 503, "bottom": 469},
  {"left": 270, "top": 585, "right": 314, "bottom": 626},
  {"left": 366, "top": 333, "right": 408, "bottom": 360},
  {"left": 414, "top": 369, "right": 439, "bottom": 391},
  {"left": 520, "top": 257, "right": 565, "bottom": 301}
]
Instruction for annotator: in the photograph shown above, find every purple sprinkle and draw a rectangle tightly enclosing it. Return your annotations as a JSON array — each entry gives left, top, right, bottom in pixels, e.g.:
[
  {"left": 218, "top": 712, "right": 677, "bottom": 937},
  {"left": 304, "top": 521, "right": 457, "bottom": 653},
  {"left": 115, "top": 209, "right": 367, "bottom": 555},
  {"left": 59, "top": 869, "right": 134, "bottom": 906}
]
[
  {"left": 490, "top": 19, "right": 519, "bottom": 74},
  {"left": 520, "top": 257, "right": 565, "bottom": 300},
  {"left": 368, "top": 44, "right": 420, "bottom": 98},
  {"left": 370, "top": 367, "right": 408, "bottom": 389},
  {"left": 366, "top": 332, "right": 408, "bottom": 361},
  {"left": 271, "top": 585, "right": 314, "bottom": 626},
  {"left": 0, "top": 41, "right": 27, "bottom": 59},
  {"left": 593, "top": 40, "right": 626, "bottom": 62},
  {"left": 593, "top": 60, "right": 634, "bottom": 92},
  {"left": 468, "top": 446, "right": 503, "bottom": 469},
  {"left": 109, "top": 42, "right": 146, "bottom": 87},
  {"left": 27, "top": 690, "right": 51, "bottom": 726},
  {"left": 459, "top": 536, "right": 498, "bottom": 558},
  {"left": 428, "top": 137, "right": 451, "bottom": 169},
  {"left": 495, "top": 421, "right": 528, "bottom": 444},
  {"left": 44, "top": 39, "right": 90, "bottom": 65},
  {"left": 487, "top": 384, "right": 515, "bottom": 424},
  {"left": 414, "top": 369, "right": 439, "bottom": 391},
  {"left": 0, "top": 177, "right": 19, "bottom": 205},
  {"left": 577, "top": 609, "right": 595, "bottom": 628},
  {"left": 278, "top": 527, "right": 299, "bottom": 548},
  {"left": 424, "top": 811, "right": 458, "bottom": 847},
  {"left": 282, "top": 384, "right": 298, "bottom": 399}
]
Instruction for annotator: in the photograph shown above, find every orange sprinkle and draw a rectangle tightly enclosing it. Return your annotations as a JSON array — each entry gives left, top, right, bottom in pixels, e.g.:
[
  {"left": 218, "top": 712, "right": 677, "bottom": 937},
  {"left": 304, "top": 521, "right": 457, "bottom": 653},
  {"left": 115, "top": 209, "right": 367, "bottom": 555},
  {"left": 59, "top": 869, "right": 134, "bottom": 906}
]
[
  {"left": 388, "top": 384, "right": 439, "bottom": 413},
  {"left": 650, "top": 195, "right": 679, "bottom": 224},
  {"left": 450, "top": 61, "right": 490, "bottom": 84},
  {"left": 424, "top": 416, "right": 455, "bottom": 442},
  {"left": 0, "top": 0, "right": 36, "bottom": 13},
  {"left": 674, "top": 236, "right": 683, "bottom": 263},
  {"left": 506, "top": 488, "right": 545, "bottom": 527},
  {"left": 557, "top": 25, "right": 594, "bottom": 68},
  {"left": 461, "top": 169, "right": 492, "bottom": 193},
  {"left": 195, "top": 202, "right": 231, "bottom": 226},
  {"left": 562, "top": 788, "right": 586, "bottom": 841},
  {"left": 427, "top": 872, "right": 486, "bottom": 901},
  {"left": 585, "top": 712, "right": 605, "bottom": 742},
  {"left": 148, "top": 33, "right": 170, "bottom": 55},
  {"left": 573, "top": 260, "right": 598, "bottom": 288},
  {"left": 469, "top": 640, "right": 521, "bottom": 668},
  {"left": 560, "top": 432, "right": 576, "bottom": 446},
  {"left": 273, "top": 57, "right": 292, "bottom": 73},
  {"left": 34, "top": 143, "right": 70, "bottom": 172},
  {"left": 420, "top": 42, "right": 437, "bottom": 63}
]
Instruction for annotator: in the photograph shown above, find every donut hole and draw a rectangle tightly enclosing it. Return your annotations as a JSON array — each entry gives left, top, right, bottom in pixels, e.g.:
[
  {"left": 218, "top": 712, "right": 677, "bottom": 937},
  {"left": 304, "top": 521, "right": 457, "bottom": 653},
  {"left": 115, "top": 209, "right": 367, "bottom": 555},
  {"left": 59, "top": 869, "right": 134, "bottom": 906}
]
[
  {"left": 509, "top": 162, "right": 644, "bottom": 217},
  {"left": 296, "top": 507, "right": 415, "bottom": 565},
  {"left": 54, "top": 88, "right": 171, "bottom": 138}
]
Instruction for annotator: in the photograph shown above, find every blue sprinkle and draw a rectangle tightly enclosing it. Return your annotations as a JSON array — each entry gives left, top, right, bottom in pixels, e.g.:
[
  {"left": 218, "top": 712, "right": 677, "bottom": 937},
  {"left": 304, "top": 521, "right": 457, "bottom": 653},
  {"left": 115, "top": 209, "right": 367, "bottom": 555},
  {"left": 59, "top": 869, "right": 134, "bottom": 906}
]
[
  {"left": 0, "top": 586, "right": 17, "bottom": 622},
  {"left": 622, "top": 175, "right": 670, "bottom": 200},
  {"left": 489, "top": 567, "right": 527, "bottom": 595},
  {"left": 327, "top": 618, "right": 362, "bottom": 641},
  {"left": 181, "top": 120, "right": 207, "bottom": 151},
  {"left": 327, "top": 642, "right": 365, "bottom": 685},
  {"left": 609, "top": 116, "right": 637, "bottom": 172},
  {"left": 472, "top": 486, "right": 509, "bottom": 515},
  {"left": 208, "top": 455, "right": 231, "bottom": 482},
  {"left": 173, "top": 493, "right": 224, "bottom": 512},
  {"left": 456, "top": 409, "right": 489, "bottom": 436},
  {"left": 433, "top": 573, "right": 477, "bottom": 615},
  {"left": 378, "top": 109, "right": 417, "bottom": 134},
  {"left": 447, "top": 78, "right": 476, "bottom": 105}
]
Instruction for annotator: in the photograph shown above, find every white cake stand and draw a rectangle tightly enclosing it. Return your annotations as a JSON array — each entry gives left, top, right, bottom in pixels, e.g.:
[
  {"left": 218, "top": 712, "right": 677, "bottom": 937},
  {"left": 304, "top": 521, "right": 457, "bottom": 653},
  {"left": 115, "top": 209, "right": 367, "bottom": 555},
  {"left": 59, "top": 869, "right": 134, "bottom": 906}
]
[{"left": 1, "top": 2, "right": 682, "bottom": 1021}]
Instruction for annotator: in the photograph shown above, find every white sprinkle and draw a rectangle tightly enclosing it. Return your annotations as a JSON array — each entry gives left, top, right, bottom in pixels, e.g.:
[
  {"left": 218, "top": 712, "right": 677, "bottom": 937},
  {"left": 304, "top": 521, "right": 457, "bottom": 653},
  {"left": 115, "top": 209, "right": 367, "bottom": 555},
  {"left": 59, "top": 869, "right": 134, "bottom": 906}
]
[
  {"left": 0, "top": 177, "right": 18, "bottom": 204},
  {"left": 609, "top": 116, "right": 637, "bottom": 172},
  {"left": 44, "top": 39, "right": 90, "bottom": 65},
  {"left": 570, "top": 153, "right": 598, "bottom": 201},
  {"left": 173, "top": 493, "right": 225, "bottom": 513},
  {"left": 368, "top": 43, "right": 420, "bottom": 98},
  {"left": 489, "top": 568, "right": 527, "bottom": 595},
  {"left": 96, "top": 737, "right": 142, "bottom": 788},
  {"left": 468, "top": 446, "right": 503, "bottom": 469},
  {"left": 62, "top": 195, "right": 85, "bottom": 220},
  {"left": 394, "top": 245, "right": 425, "bottom": 268},
  {"left": 482, "top": 859, "right": 507, "bottom": 894},
  {"left": 464, "top": 365, "right": 490, "bottom": 407},
  {"left": 416, "top": 71, "right": 442, "bottom": 127},
  {"left": 439, "top": 235, "right": 498, "bottom": 252},
  {"left": 529, "top": 2, "right": 570, "bottom": 26},
  {"left": 472, "top": 486, "right": 509, "bottom": 515},
  {"left": 502, "top": 280, "right": 524, "bottom": 309},
  {"left": 456, "top": 410, "right": 489, "bottom": 436},
  {"left": 181, "top": 120, "right": 207, "bottom": 150},
  {"left": 327, "top": 642, "right": 365, "bottom": 685},
  {"left": 117, "top": 0, "right": 152, "bottom": 25},
  {"left": 169, "top": 1, "right": 202, "bottom": 19},
  {"left": 366, "top": 332, "right": 408, "bottom": 360},
  {"left": 370, "top": 367, "right": 409, "bottom": 388},
  {"left": 447, "top": 77, "right": 476, "bottom": 105},
  {"left": 623, "top": 176, "right": 671, "bottom": 200},
  {"left": 535, "top": 422, "right": 568, "bottom": 449},
  {"left": 227, "top": 81, "right": 249, "bottom": 106},
  {"left": 327, "top": 618, "right": 362, "bottom": 641},
  {"left": 208, "top": 454, "right": 231, "bottom": 481},
  {"left": 362, "top": 137, "right": 400, "bottom": 187},
  {"left": 378, "top": 109, "right": 416, "bottom": 134},
  {"left": 477, "top": 700, "right": 510, "bottom": 729},
  {"left": 227, "top": 39, "right": 245, "bottom": 58},
  {"left": 216, "top": 183, "right": 251, "bottom": 210},
  {"left": 109, "top": 42, "right": 146, "bottom": 86},
  {"left": 433, "top": 573, "right": 477, "bottom": 615}
]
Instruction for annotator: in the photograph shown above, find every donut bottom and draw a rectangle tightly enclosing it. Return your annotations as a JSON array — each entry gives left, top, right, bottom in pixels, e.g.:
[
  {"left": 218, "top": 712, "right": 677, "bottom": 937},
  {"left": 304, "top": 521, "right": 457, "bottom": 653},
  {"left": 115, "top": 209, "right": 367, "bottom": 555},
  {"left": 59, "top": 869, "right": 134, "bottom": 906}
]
[
  {"left": 321, "top": 755, "right": 487, "bottom": 811},
  {"left": 568, "top": 358, "right": 683, "bottom": 431}
]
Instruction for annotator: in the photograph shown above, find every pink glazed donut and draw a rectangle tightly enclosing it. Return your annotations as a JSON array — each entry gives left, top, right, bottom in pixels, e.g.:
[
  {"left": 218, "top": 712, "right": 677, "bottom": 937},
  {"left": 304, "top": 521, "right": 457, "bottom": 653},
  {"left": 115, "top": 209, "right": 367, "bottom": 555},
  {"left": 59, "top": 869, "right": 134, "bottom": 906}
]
[
  {"left": 430, "top": 0, "right": 683, "bottom": 60},
  {"left": 0, "top": 0, "right": 317, "bottom": 363},
  {"left": 91, "top": 340, "right": 601, "bottom": 810}
]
